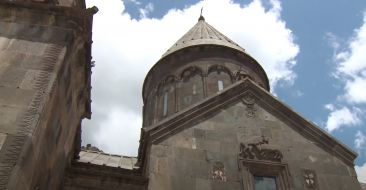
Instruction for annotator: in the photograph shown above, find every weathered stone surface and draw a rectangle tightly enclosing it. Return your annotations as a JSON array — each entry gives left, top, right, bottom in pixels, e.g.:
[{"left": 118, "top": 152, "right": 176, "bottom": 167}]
[
  {"left": 145, "top": 86, "right": 362, "bottom": 189},
  {"left": 0, "top": 133, "right": 6, "bottom": 150},
  {"left": 1, "top": 1, "right": 364, "bottom": 189},
  {"left": 0, "top": 2, "right": 94, "bottom": 189}
]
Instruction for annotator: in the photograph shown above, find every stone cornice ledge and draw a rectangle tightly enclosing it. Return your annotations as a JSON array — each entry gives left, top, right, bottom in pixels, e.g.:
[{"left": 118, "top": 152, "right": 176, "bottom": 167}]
[
  {"left": 141, "top": 79, "right": 357, "bottom": 167},
  {"left": 0, "top": 0, "right": 98, "bottom": 16}
]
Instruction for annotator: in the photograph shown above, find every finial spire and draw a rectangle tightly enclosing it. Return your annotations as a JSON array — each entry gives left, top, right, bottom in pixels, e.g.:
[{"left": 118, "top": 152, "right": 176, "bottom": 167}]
[{"left": 198, "top": 7, "right": 205, "bottom": 21}]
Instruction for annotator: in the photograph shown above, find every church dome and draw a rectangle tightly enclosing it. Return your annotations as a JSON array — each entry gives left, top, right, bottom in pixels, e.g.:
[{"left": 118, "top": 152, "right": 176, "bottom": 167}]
[
  {"left": 161, "top": 16, "right": 246, "bottom": 59},
  {"left": 142, "top": 16, "right": 270, "bottom": 127}
]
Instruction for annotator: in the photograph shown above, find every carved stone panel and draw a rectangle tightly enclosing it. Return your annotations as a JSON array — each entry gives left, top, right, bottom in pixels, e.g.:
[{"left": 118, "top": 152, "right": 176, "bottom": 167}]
[
  {"left": 239, "top": 136, "right": 282, "bottom": 162},
  {"left": 212, "top": 161, "right": 227, "bottom": 182},
  {"left": 302, "top": 169, "right": 318, "bottom": 189},
  {"left": 242, "top": 93, "right": 256, "bottom": 118}
]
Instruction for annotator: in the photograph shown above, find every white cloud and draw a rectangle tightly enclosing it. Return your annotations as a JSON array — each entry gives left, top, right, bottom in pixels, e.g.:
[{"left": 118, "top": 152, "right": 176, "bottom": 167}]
[
  {"left": 139, "top": 2, "right": 154, "bottom": 18},
  {"left": 355, "top": 131, "right": 366, "bottom": 150},
  {"left": 292, "top": 90, "right": 303, "bottom": 98},
  {"left": 128, "top": 0, "right": 141, "bottom": 6},
  {"left": 324, "top": 103, "right": 335, "bottom": 111},
  {"left": 324, "top": 105, "right": 362, "bottom": 132},
  {"left": 83, "top": 0, "right": 299, "bottom": 155},
  {"left": 324, "top": 32, "right": 340, "bottom": 57},
  {"left": 344, "top": 76, "right": 366, "bottom": 104},
  {"left": 334, "top": 12, "right": 366, "bottom": 104},
  {"left": 356, "top": 162, "right": 366, "bottom": 183},
  {"left": 324, "top": 12, "right": 366, "bottom": 132}
]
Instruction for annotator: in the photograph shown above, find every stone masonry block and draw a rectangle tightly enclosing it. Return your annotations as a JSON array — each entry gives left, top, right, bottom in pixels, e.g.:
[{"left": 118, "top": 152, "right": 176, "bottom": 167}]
[
  {"left": 196, "top": 178, "right": 211, "bottom": 190},
  {"left": 7, "top": 39, "right": 47, "bottom": 56},
  {"left": 0, "top": 61, "right": 9, "bottom": 77},
  {"left": 0, "top": 133, "right": 6, "bottom": 151},
  {"left": 0, "top": 36, "right": 10, "bottom": 50},
  {"left": 0, "top": 86, "right": 34, "bottom": 107},
  {"left": 197, "top": 139, "right": 220, "bottom": 153},
  {"left": 0, "top": 104, "right": 22, "bottom": 134},
  {"left": 0, "top": 67, "right": 27, "bottom": 87},
  {"left": 19, "top": 70, "right": 43, "bottom": 90}
]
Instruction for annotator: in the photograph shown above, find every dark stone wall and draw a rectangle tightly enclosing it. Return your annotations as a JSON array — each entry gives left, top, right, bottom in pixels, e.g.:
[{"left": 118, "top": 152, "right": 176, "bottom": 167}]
[
  {"left": 147, "top": 100, "right": 362, "bottom": 190},
  {"left": 143, "top": 50, "right": 268, "bottom": 127},
  {"left": 63, "top": 162, "right": 147, "bottom": 190},
  {"left": 0, "top": 4, "right": 93, "bottom": 189}
]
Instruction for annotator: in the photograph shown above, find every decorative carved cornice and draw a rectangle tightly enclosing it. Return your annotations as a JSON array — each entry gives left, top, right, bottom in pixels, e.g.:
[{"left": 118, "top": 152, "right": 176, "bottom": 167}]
[{"left": 0, "top": 44, "right": 64, "bottom": 188}]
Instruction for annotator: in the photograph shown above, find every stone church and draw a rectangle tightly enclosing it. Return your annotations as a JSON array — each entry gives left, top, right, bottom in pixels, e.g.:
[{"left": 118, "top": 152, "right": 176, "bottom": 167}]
[{"left": 0, "top": 0, "right": 365, "bottom": 189}]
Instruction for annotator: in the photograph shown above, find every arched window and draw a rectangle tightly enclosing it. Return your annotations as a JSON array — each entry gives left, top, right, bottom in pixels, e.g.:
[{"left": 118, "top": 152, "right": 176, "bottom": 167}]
[
  {"left": 179, "top": 67, "right": 204, "bottom": 110},
  {"left": 207, "top": 65, "right": 232, "bottom": 95},
  {"left": 157, "top": 76, "right": 176, "bottom": 120}
]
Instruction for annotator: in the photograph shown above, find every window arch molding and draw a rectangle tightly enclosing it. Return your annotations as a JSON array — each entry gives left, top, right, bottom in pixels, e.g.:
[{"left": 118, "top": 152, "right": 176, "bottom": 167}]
[
  {"left": 179, "top": 66, "right": 204, "bottom": 81},
  {"left": 178, "top": 66, "right": 204, "bottom": 109},
  {"left": 207, "top": 65, "right": 234, "bottom": 82},
  {"left": 156, "top": 75, "right": 177, "bottom": 119},
  {"left": 206, "top": 65, "right": 233, "bottom": 94}
]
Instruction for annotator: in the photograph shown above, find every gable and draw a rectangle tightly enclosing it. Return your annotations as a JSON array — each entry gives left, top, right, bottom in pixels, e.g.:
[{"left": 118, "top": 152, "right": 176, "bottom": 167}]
[{"left": 139, "top": 79, "right": 357, "bottom": 168}]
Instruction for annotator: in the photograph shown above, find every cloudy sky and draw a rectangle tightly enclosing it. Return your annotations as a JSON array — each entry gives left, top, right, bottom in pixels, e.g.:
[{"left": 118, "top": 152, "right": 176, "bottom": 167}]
[{"left": 82, "top": 0, "right": 366, "bottom": 182}]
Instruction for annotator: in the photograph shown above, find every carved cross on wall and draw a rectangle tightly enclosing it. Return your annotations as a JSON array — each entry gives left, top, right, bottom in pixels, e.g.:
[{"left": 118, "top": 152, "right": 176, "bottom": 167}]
[
  {"left": 303, "top": 169, "right": 317, "bottom": 189},
  {"left": 212, "top": 161, "right": 227, "bottom": 182}
]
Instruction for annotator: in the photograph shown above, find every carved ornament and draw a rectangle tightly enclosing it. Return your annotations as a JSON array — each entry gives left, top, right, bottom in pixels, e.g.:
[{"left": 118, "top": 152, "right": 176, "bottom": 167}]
[
  {"left": 242, "top": 93, "right": 256, "bottom": 117},
  {"left": 239, "top": 136, "right": 283, "bottom": 162},
  {"left": 302, "top": 169, "right": 317, "bottom": 189},
  {"left": 235, "top": 69, "right": 252, "bottom": 81},
  {"left": 212, "top": 162, "right": 227, "bottom": 182}
]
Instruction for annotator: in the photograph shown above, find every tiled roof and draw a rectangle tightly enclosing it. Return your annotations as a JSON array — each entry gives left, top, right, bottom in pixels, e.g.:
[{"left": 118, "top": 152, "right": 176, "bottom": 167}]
[
  {"left": 78, "top": 150, "right": 138, "bottom": 170},
  {"left": 162, "top": 16, "right": 245, "bottom": 58}
]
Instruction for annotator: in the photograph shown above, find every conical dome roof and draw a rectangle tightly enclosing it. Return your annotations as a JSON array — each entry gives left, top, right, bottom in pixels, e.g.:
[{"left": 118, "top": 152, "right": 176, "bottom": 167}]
[{"left": 161, "top": 16, "right": 246, "bottom": 58}]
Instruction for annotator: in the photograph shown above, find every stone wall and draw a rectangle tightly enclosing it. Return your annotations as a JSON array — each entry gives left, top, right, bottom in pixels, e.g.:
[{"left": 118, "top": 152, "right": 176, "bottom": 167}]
[
  {"left": 64, "top": 162, "right": 147, "bottom": 190},
  {"left": 143, "top": 53, "right": 268, "bottom": 127},
  {"left": 0, "top": 3, "right": 93, "bottom": 189},
  {"left": 147, "top": 98, "right": 362, "bottom": 190}
]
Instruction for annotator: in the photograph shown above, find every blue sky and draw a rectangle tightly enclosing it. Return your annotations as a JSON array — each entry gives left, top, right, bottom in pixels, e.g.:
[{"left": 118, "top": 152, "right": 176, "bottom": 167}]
[{"left": 83, "top": 0, "right": 366, "bottom": 181}]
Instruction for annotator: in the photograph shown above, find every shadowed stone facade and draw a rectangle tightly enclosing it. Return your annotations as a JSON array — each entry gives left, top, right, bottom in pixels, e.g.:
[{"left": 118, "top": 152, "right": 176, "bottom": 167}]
[
  {"left": 0, "top": 0, "right": 95, "bottom": 189},
  {"left": 0, "top": 1, "right": 364, "bottom": 189}
]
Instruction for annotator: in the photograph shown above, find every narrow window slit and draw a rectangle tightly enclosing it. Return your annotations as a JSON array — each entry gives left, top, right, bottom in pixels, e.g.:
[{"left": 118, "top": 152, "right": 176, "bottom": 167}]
[
  {"left": 218, "top": 80, "right": 224, "bottom": 91},
  {"left": 163, "top": 92, "right": 168, "bottom": 116}
]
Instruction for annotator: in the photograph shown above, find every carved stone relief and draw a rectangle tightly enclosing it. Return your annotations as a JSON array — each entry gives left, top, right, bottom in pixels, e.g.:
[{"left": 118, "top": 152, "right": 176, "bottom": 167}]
[
  {"left": 236, "top": 69, "right": 251, "bottom": 81},
  {"left": 302, "top": 169, "right": 317, "bottom": 189},
  {"left": 239, "top": 136, "right": 283, "bottom": 162},
  {"left": 242, "top": 93, "right": 256, "bottom": 117},
  {"left": 212, "top": 161, "right": 227, "bottom": 182}
]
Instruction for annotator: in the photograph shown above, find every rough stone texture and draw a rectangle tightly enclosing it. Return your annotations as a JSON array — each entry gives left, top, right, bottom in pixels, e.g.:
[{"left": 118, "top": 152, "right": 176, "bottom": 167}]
[
  {"left": 143, "top": 56, "right": 269, "bottom": 126},
  {"left": 63, "top": 161, "right": 147, "bottom": 190},
  {"left": 147, "top": 93, "right": 362, "bottom": 190},
  {"left": 142, "top": 18, "right": 270, "bottom": 126},
  {"left": 361, "top": 183, "right": 366, "bottom": 190},
  {"left": 0, "top": 1, "right": 364, "bottom": 189},
  {"left": 0, "top": 2, "right": 94, "bottom": 189},
  {"left": 138, "top": 17, "right": 364, "bottom": 190}
]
